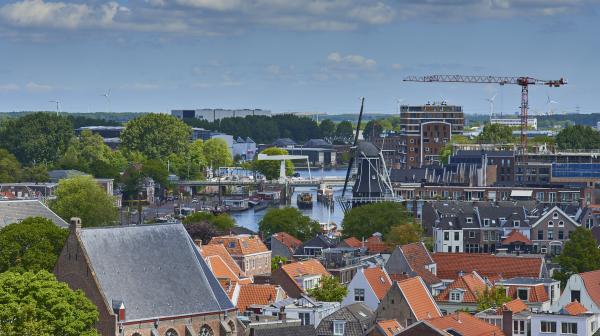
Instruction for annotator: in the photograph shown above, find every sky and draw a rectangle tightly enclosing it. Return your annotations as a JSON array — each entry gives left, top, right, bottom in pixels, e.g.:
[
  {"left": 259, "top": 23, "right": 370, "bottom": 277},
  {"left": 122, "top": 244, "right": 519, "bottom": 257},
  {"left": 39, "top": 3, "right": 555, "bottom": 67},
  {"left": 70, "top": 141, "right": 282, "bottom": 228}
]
[{"left": 0, "top": 0, "right": 598, "bottom": 115}]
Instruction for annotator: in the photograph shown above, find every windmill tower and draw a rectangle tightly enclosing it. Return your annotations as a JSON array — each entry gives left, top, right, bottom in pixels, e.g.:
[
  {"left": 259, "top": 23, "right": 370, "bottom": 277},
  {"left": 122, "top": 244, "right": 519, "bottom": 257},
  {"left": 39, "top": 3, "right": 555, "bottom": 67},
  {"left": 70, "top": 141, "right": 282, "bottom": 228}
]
[{"left": 351, "top": 141, "right": 394, "bottom": 207}]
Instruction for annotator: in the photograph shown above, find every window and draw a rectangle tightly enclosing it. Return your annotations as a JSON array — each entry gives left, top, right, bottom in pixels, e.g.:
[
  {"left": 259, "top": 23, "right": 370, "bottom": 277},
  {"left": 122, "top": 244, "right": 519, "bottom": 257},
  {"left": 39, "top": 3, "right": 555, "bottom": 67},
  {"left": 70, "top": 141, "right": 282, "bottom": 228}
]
[
  {"left": 228, "top": 242, "right": 236, "bottom": 248},
  {"left": 538, "top": 230, "right": 543, "bottom": 240},
  {"left": 333, "top": 321, "right": 345, "bottom": 336},
  {"left": 483, "top": 219, "right": 490, "bottom": 227},
  {"left": 444, "top": 232, "right": 450, "bottom": 241},
  {"left": 469, "top": 231, "right": 475, "bottom": 239},
  {"left": 586, "top": 218, "right": 593, "bottom": 229},
  {"left": 354, "top": 288, "right": 365, "bottom": 302},
  {"left": 199, "top": 325, "right": 214, "bottom": 336},
  {"left": 558, "top": 230, "right": 564, "bottom": 240},
  {"left": 165, "top": 329, "right": 179, "bottom": 336},
  {"left": 558, "top": 220, "right": 564, "bottom": 227},
  {"left": 547, "top": 230, "right": 553, "bottom": 240},
  {"left": 484, "top": 231, "right": 490, "bottom": 241},
  {"left": 553, "top": 212, "right": 559, "bottom": 219},
  {"left": 548, "top": 221, "right": 554, "bottom": 227},
  {"left": 513, "top": 220, "right": 520, "bottom": 227},
  {"left": 454, "top": 232, "right": 460, "bottom": 241},
  {"left": 450, "top": 291, "right": 462, "bottom": 302},
  {"left": 513, "top": 320, "right": 526, "bottom": 335},
  {"left": 540, "top": 321, "right": 556, "bottom": 333},
  {"left": 466, "top": 217, "right": 473, "bottom": 224},
  {"left": 561, "top": 322, "right": 577, "bottom": 334},
  {"left": 517, "top": 288, "right": 528, "bottom": 301},
  {"left": 571, "top": 290, "right": 580, "bottom": 303},
  {"left": 299, "top": 312, "right": 310, "bottom": 326}
]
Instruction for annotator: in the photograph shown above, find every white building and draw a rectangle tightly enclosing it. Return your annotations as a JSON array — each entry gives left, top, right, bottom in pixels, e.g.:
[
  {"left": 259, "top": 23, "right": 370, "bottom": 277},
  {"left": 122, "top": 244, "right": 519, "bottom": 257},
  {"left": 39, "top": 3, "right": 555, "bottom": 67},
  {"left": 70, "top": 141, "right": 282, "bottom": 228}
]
[
  {"left": 342, "top": 266, "right": 392, "bottom": 311},
  {"left": 491, "top": 117, "right": 538, "bottom": 130},
  {"left": 172, "top": 109, "right": 271, "bottom": 122},
  {"left": 232, "top": 137, "right": 257, "bottom": 161},
  {"left": 433, "top": 228, "right": 464, "bottom": 253},
  {"left": 530, "top": 303, "right": 599, "bottom": 336},
  {"left": 554, "top": 270, "right": 600, "bottom": 313},
  {"left": 261, "top": 296, "right": 340, "bottom": 327}
]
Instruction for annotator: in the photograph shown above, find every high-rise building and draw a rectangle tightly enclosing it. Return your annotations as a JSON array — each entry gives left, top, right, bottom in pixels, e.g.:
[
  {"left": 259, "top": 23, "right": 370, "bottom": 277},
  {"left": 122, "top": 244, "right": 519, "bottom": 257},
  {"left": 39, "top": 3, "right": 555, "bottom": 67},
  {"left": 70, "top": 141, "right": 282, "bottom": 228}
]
[{"left": 397, "top": 102, "right": 464, "bottom": 167}]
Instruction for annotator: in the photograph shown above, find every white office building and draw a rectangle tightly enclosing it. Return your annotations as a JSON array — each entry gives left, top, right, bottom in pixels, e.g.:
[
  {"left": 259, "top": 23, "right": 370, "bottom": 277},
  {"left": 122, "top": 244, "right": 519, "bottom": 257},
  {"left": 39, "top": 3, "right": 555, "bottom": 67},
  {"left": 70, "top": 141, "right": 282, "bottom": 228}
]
[{"left": 491, "top": 117, "right": 538, "bottom": 130}]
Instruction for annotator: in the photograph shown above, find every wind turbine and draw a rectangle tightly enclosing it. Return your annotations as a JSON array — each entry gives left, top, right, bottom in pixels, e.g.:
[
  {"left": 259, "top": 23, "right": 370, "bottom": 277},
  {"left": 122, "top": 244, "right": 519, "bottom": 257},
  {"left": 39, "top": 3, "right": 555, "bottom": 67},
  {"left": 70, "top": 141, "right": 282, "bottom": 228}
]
[
  {"left": 546, "top": 95, "right": 559, "bottom": 115},
  {"left": 49, "top": 100, "right": 61, "bottom": 116},
  {"left": 485, "top": 93, "right": 497, "bottom": 119},
  {"left": 101, "top": 89, "right": 112, "bottom": 113}
]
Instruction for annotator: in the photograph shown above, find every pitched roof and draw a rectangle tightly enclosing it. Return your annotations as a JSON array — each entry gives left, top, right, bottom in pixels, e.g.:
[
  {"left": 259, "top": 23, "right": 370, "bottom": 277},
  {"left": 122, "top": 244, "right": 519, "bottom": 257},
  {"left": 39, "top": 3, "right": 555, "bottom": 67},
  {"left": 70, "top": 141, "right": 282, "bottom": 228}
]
[
  {"left": 580, "top": 269, "right": 600, "bottom": 307},
  {"left": 209, "top": 234, "right": 269, "bottom": 256},
  {"left": 503, "top": 299, "right": 528, "bottom": 313},
  {"left": 205, "top": 255, "right": 241, "bottom": 283},
  {"left": 563, "top": 301, "right": 589, "bottom": 316},
  {"left": 375, "top": 319, "right": 403, "bottom": 336},
  {"left": 253, "top": 325, "right": 317, "bottom": 336},
  {"left": 399, "top": 242, "right": 435, "bottom": 269},
  {"left": 506, "top": 284, "right": 548, "bottom": 303},
  {"left": 436, "top": 271, "right": 487, "bottom": 303},
  {"left": 365, "top": 235, "right": 391, "bottom": 254},
  {"left": 343, "top": 237, "right": 362, "bottom": 248},
  {"left": 78, "top": 224, "right": 234, "bottom": 322},
  {"left": 236, "top": 284, "right": 281, "bottom": 311},
  {"left": 363, "top": 267, "right": 392, "bottom": 300},
  {"left": 427, "top": 312, "right": 505, "bottom": 336},
  {"left": 432, "top": 253, "right": 544, "bottom": 281},
  {"left": 396, "top": 320, "right": 450, "bottom": 336},
  {"left": 272, "top": 232, "right": 302, "bottom": 252},
  {"left": 396, "top": 277, "right": 442, "bottom": 320},
  {"left": 316, "top": 302, "right": 375, "bottom": 336},
  {"left": 413, "top": 268, "right": 442, "bottom": 286},
  {"left": 502, "top": 230, "right": 532, "bottom": 245},
  {"left": 281, "top": 259, "right": 330, "bottom": 279},
  {"left": 0, "top": 200, "right": 69, "bottom": 228},
  {"left": 200, "top": 243, "right": 246, "bottom": 277}
]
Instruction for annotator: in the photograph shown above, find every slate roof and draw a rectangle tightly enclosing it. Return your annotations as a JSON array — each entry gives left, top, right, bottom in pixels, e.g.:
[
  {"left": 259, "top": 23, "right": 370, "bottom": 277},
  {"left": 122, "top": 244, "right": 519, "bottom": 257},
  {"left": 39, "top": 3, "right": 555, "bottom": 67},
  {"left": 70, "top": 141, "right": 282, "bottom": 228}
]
[
  {"left": 304, "top": 139, "right": 333, "bottom": 148},
  {"left": 357, "top": 141, "right": 380, "bottom": 157},
  {"left": 272, "top": 138, "right": 297, "bottom": 147},
  {"left": 580, "top": 269, "right": 600, "bottom": 307},
  {"left": 316, "top": 302, "right": 375, "bottom": 336},
  {"left": 78, "top": 223, "right": 234, "bottom": 322},
  {"left": 254, "top": 325, "right": 317, "bottom": 336},
  {"left": 432, "top": 253, "right": 544, "bottom": 281},
  {"left": 295, "top": 234, "right": 338, "bottom": 255},
  {"left": 0, "top": 200, "right": 68, "bottom": 228},
  {"left": 477, "top": 205, "right": 528, "bottom": 228}
]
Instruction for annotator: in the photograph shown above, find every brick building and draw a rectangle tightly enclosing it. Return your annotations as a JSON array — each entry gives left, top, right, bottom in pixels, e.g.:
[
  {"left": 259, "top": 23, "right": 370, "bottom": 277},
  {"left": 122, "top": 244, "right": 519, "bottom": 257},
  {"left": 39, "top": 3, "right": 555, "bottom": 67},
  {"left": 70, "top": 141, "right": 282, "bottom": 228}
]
[{"left": 208, "top": 234, "right": 272, "bottom": 277}]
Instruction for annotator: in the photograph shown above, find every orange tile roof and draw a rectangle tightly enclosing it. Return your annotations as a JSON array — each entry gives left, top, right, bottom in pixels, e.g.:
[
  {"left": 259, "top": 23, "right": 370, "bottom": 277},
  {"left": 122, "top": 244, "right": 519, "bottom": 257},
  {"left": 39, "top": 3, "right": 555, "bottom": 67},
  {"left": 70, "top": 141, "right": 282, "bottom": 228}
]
[
  {"left": 436, "top": 271, "right": 487, "bottom": 303},
  {"left": 376, "top": 319, "right": 403, "bottom": 336},
  {"left": 413, "top": 268, "right": 442, "bottom": 286},
  {"left": 427, "top": 312, "right": 505, "bottom": 336},
  {"left": 236, "top": 284, "right": 281, "bottom": 311},
  {"left": 206, "top": 255, "right": 240, "bottom": 282},
  {"left": 343, "top": 237, "right": 362, "bottom": 248},
  {"left": 397, "top": 276, "right": 442, "bottom": 320},
  {"left": 580, "top": 269, "right": 600, "bottom": 307},
  {"left": 363, "top": 267, "right": 392, "bottom": 300},
  {"left": 506, "top": 284, "right": 548, "bottom": 303},
  {"left": 400, "top": 242, "right": 435, "bottom": 269},
  {"left": 365, "top": 236, "right": 391, "bottom": 253},
  {"left": 272, "top": 232, "right": 302, "bottom": 252},
  {"left": 281, "top": 259, "right": 330, "bottom": 279},
  {"left": 432, "top": 253, "right": 543, "bottom": 281},
  {"left": 563, "top": 301, "right": 589, "bottom": 316},
  {"left": 208, "top": 234, "right": 269, "bottom": 256},
  {"left": 502, "top": 230, "right": 532, "bottom": 245},
  {"left": 200, "top": 244, "right": 246, "bottom": 277},
  {"left": 502, "top": 299, "right": 528, "bottom": 313},
  {"left": 217, "top": 278, "right": 238, "bottom": 299},
  {"left": 389, "top": 273, "right": 411, "bottom": 282}
]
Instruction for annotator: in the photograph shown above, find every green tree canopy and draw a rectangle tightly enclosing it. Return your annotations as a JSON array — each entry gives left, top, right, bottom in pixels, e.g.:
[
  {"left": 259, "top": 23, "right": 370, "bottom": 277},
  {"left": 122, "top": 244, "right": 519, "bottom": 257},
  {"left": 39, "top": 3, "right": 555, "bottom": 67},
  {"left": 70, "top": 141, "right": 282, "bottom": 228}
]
[
  {"left": 259, "top": 207, "right": 320, "bottom": 241},
  {"left": 0, "top": 148, "right": 21, "bottom": 183},
  {"left": 203, "top": 138, "right": 233, "bottom": 169},
  {"left": 319, "top": 119, "right": 336, "bottom": 141},
  {"left": 50, "top": 175, "right": 118, "bottom": 227},
  {"left": 20, "top": 164, "right": 49, "bottom": 183},
  {"left": 183, "top": 211, "right": 235, "bottom": 231},
  {"left": 120, "top": 160, "right": 169, "bottom": 201},
  {"left": 0, "top": 112, "right": 74, "bottom": 165},
  {"left": 0, "top": 270, "right": 99, "bottom": 336},
  {"left": 308, "top": 276, "right": 348, "bottom": 302},
  {"left": 120, "top": 113, "right": 191, "bottom": 159},
  {"left": 59, "top": 130, "right": 127, "bottom": 179},
  {"left": 476, "top": 123, "right": 514, "bottom": 144},
  {"left": 363, "top": 120, "right": 383, "bottom": 139},
  {"left": 0, "top": 217, "right": 68, "bottom": 273},
  {"left": 554, "top": 227, "right": 600, "bottom": 287},
  {"left": 254, "top": 147, "right": 294, "bottom": 180},
  {"left": 476, "top": 286, "right": 511, "bottom": 311},
  {"left": 341, "top": 202, "right": 415, "bottom": 239},
  {"left": 556, "top": 125, "right": 600, "bottom": 150},
  {"left": 335, "top": 121, "right": 354, "bottom": 144},
  {"left": 384, "top": 223, "right": 424, "bottom": 246},
  {"left": 271, "top": 256, "right": 287, "bottom": 271},
  {"left": 183, "top": 221, "right": 221, "bottom": 245}
]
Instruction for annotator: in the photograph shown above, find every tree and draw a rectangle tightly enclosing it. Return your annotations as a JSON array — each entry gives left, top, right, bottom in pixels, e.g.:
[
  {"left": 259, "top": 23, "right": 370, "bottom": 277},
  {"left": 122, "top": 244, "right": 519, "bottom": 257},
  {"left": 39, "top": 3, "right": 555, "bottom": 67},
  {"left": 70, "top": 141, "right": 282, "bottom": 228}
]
[
  {"left": 271, "top": 256, "right": 287, "bottom": 271},
  {"left": 203, "top": 138, "right": 233, "bottom": 169},
  {"left": 319, "top": 119, "right": 336, "bottom": 141},
  {"left": 342, "top": 202, "right": 415, "bottom": 240},
  {"left": 19, "top": 164, "right": 49, "bottom": 183},
  {"left": 335, "top": 121, "right": 354, "bottom": 144},
  {"left": 554, "top": 227, "right": 600, "bottom": 287},
  {"left": 556, "top": 125, "right": 600, "bottom": 150},
  {"left": 0, "top": 217, "right": 68, "bottom": 273},
  {"left": 439, "top": 144, "right": 453, "bottom": 165},
  {"left": 363, "top": 120, "right": 383, "bottom": 139},
  {"left": 476, "top": 286, "right": 511, "bottom": 311},
  {"left": 120, "top": 113, "right": 191, "bottom": 159},
  {"left": 254, "top": 147, "right": 294, "bottom": 180},
  {"left": 308, "top": 276, "right": 348, "bottom": 302},
  {"left": 183, "top": 211, "right": 235, "bottom": 231},
  {"left": 0, "top": 112, "right": 74, "bottom": 165},
  {"left": 259, "top": 207, "right": 320, "bottom": 241},
  {"left": 0, "top": 270, "right": 99, "bottom": 336},
  {"left": 476, "top": 123, "right": 514, "bottom": 144},
  {"left": 183, "top": 222, "right": 221, "bottom": 245},
  {"left": 50, "top": 175, "right": 118, "bottom": 227},
  {"left": 0, "top": 148, "right": 21, "bottom": 183},
  {"left": 385, "top": 223, "right": 424, "bottom": 246},
  {"left": 59, "top": 130, "right": 126, "bottom": 179}
]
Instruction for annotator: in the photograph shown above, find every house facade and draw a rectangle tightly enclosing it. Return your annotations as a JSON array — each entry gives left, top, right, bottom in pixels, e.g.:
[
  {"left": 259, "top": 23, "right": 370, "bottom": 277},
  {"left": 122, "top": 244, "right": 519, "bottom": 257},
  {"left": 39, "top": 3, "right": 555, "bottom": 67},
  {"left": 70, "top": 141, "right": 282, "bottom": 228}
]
[
  {"left": 530, "top": 206, "right": 581, "bottom": 256},
  {"left": 209, "top": 234, "right": 272, "bottom": 276},
  {"left": 342, "top": 266, "right": 392, "bottom": 311},
  {"left": 555, "top": 270, "right": 600, "bottom": 314}
]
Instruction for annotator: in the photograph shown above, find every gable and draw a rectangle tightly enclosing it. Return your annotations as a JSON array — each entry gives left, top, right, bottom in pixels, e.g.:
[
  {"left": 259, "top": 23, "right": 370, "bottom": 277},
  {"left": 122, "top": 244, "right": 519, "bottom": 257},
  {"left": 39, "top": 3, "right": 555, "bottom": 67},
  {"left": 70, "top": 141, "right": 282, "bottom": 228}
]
[{"left": 532, "top": 206, "right": 580, "bottom": 229}]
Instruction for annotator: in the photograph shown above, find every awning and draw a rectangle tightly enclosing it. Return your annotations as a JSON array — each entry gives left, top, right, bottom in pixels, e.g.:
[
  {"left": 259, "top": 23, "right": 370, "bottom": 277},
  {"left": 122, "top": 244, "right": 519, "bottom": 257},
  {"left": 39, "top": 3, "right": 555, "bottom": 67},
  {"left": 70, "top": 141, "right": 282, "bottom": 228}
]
[{"left": 511, "top": 190, "right": 533, "bottom": 197}]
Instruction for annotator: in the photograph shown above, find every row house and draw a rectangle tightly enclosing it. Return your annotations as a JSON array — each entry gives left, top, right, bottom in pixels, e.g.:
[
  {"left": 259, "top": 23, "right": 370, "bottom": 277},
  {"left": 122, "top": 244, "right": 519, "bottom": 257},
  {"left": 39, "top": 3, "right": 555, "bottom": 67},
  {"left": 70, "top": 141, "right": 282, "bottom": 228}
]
[
  {"left": 208, "top": 234, "right": 272, "bottom": 276},
  {"left": 476, "top": 299, "right": 532, "bottom": 336},
  {"left": 342, "top": 266, "right": 392, "bottom": 311},
  {"left": 529, "top": 205, "right": 581, "bottom": 256},
  {"left": 496, "top": 277, "right": 560, "bottom": 312},
  {"left": 435, "top": 271, "right": 488, "bottom": 313}
]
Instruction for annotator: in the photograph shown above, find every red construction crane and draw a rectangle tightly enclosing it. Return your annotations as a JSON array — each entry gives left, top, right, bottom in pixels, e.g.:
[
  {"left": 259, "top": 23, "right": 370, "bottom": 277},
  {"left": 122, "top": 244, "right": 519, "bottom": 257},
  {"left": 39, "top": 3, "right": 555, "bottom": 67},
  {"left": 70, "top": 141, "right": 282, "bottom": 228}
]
[{"left": 403, "top": 75, "right": 566, "bottom": 155}]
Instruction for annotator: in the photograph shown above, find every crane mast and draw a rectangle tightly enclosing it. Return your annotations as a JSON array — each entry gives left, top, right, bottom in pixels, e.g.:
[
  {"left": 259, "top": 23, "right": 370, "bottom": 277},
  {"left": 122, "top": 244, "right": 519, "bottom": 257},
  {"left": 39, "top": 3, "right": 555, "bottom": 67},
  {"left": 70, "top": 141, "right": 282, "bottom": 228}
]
[{"left": 403, "top": 75, "right": 566, "bottom": 158}]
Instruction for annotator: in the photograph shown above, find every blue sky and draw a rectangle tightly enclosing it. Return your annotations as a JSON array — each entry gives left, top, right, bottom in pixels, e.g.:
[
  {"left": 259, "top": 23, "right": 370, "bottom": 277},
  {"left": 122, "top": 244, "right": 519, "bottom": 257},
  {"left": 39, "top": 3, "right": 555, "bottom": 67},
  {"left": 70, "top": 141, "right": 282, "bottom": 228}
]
[{"left": 0, "top": 0, "right": 598, "bottom": 115}]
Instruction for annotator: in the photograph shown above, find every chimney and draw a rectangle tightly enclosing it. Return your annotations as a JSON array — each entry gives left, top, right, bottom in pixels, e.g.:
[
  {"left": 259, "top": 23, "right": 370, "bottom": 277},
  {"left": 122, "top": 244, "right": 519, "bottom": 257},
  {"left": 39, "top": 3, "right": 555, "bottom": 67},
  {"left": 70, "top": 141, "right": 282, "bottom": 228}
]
[
  {"left": 502, "top": 308, "right": 513, "bottom": 336},
  {"left": 70, "top": 217, "right": 82, "bottom": 233},
  {"left": 194, "top": 239, "right": 202, "bottom": 248},
  {"left": 278, "top": 307, "right": 286, "bottom": 321},
  {"left": 118, "top": 302, "right": 126, "bottom": 321}
]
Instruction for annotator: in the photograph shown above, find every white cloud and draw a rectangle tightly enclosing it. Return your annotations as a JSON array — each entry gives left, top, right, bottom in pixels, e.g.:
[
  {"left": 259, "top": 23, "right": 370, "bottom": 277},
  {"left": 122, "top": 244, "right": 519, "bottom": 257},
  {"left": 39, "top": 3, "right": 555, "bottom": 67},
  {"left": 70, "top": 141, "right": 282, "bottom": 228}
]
[
  {"left": 25, "top": 82, "right": 53, "bottom": 91},
  {"left": 266, "top": 64, "right": 282, "bottom": 75},
  {"left": 0, "top": 83, "right": 19, "bottom": 91},
  {"left": 174, "top": 0, "right": 241, "bottom": 11},
  {"left": 327, "top": 51, "right": 376, "bottom": 70},
  {"left": 391, "top": 63, "right": 403, "bottom": 70},
  {"left": 348, "top": 2, "right": 395, "bottom": 24}
]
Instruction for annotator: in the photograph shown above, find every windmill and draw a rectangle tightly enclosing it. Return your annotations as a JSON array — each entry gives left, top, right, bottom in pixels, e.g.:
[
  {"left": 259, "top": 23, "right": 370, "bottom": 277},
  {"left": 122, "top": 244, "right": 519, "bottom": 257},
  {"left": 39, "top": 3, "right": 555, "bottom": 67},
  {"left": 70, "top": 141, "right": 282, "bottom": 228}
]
[
  {"left": 341, "top": 97, "right": 365, "bottom": 199},
  {"left": 49, "top": 100, "right": 61, "bottom": 116},
  {"left": 546, "top": 95, "right": 559, "bottom": 115},
  {"left": 101, "top": 89, "right": 112, "bottom": 113},
  {"left": 485, "top": 93, "right": 497, "bottom": 119}
]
